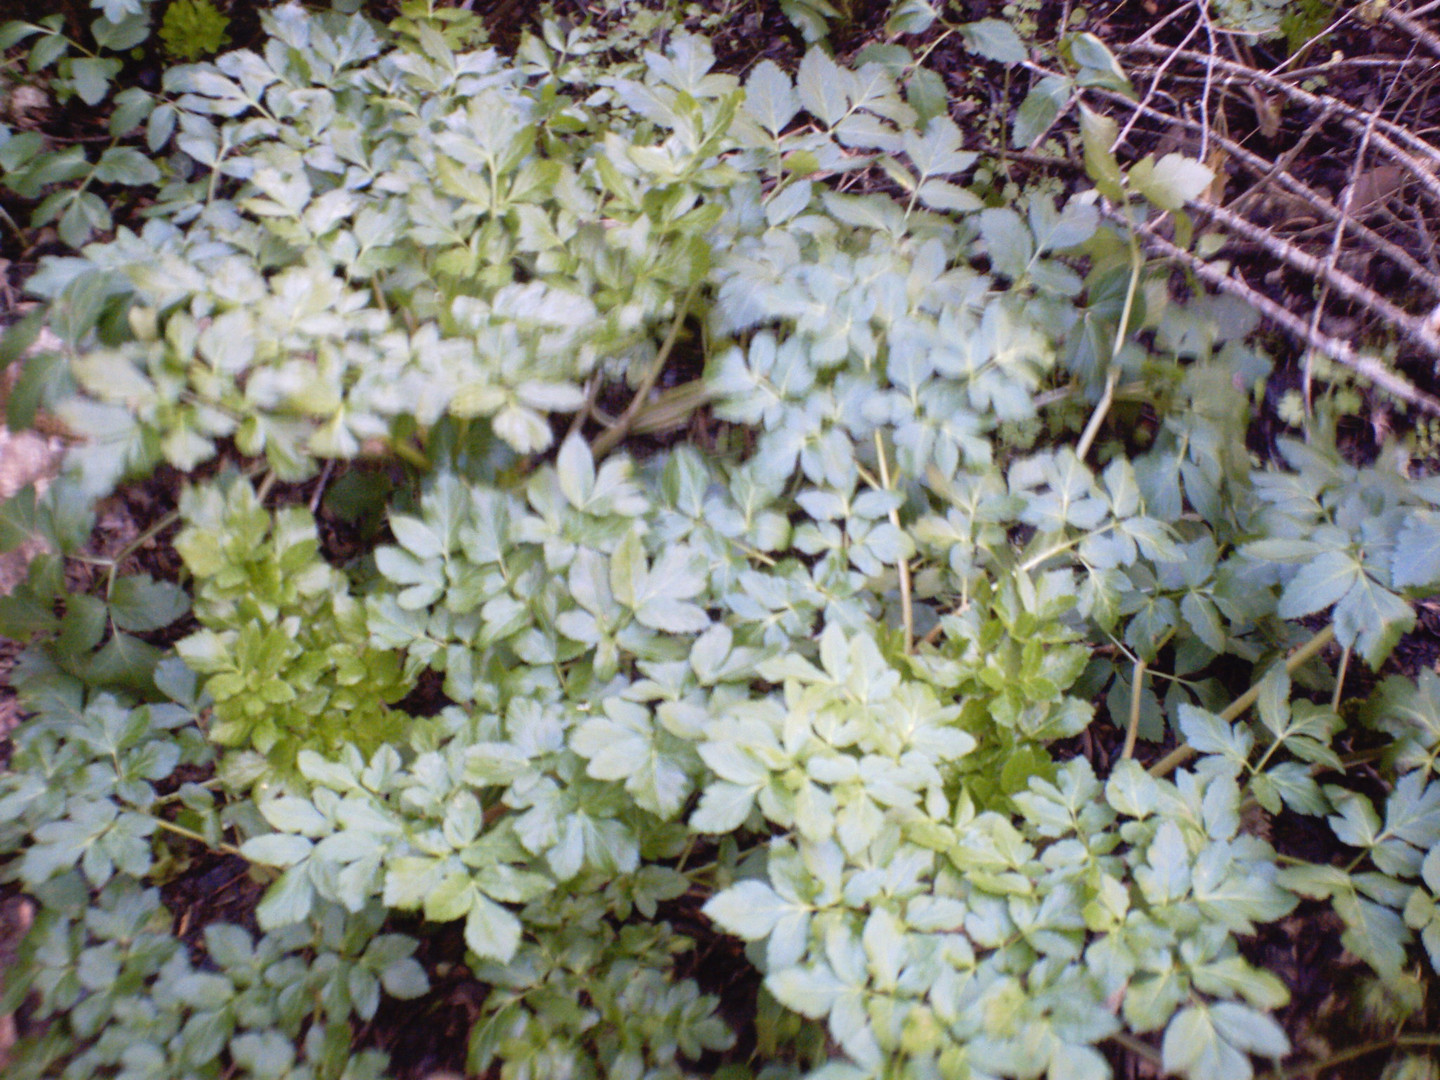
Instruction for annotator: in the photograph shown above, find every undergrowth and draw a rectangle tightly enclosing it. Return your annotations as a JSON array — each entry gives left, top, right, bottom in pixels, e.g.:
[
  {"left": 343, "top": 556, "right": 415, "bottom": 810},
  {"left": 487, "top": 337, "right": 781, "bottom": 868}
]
[{"left": 1, "top": 2, "right": 1439, "bottom": 1079}]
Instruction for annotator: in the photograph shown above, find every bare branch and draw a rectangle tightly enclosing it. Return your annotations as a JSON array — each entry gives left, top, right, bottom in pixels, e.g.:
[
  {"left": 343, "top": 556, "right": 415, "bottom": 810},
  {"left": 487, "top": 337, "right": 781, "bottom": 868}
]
[{"left": 1102, "top": 207, "right": 1440, "bottom": 416}]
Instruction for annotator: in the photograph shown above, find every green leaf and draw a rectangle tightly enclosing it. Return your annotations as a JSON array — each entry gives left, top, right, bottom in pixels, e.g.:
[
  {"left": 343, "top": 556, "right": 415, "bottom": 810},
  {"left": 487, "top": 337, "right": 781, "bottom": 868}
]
[
  {"left": 978, "top": 208, "right": 1034, "bottom": 281},
  {"left": 0, "top": 485, "right": 38, "bottom": 553},
  {"left": 380, "top": 957, "right": 429, "bottom": 999},
  {"left": 231, "top": 1030, "right": 296, "bottom": 1080},
  {"left": 255, "top": 865, "right": 314, "bottom": 929},
  {"left": 426, "top": 872, "right": 475, "bottom": 922},
  {"left": 1393, "top": 510, "right": 1440, "bottom": 588},
  {"left": 1162, "top": 1002, "right": 1284, "bottom": 1080},
  {"left": 241, "top": 834, "right": 314, "bottom": 867},
  {"left": 959, "top": 19, "right": 1028, "bottom": 64},
  {"left": 556, "top": 433, "right": 596, "bottom": 510},
  {"left": 259, "top": 796, "right": 330, "bottom": 837},
  {"left": 67, "top": 57, "right": 122, "bottom": 106},
  {"left": 464, "top": 894, "right": 522, "bottom": 963},
  {"left": 704, "top": 881, "right": 795, "bottom": 940},
  {"left": 767, "top": 963, "right": 845, "bottom": 1019},
  {"left": 886, "top": 0, "right": 936, "bottom": 36},
  {"left": 795, "top": 47, "right": 849, "bottom": 128},
  {"left": 1276, "top": 550, "right": 1361, "bottom": 619},
  {"left": 1129, "top": 153, "right": 1213, "bottom": 212},
  {"left": 1079, "top": 106, "right": 1125, "bottom": 203},
  {"left": 93, "top": 145, "right": 162, "bottom": 186},
  {"left": 109, "top": 574, "right": 190, "bottom": 632},
  {"left": 744, "top": 60, "right": 799, "bottom": 136},
  {"left": 1068, "top": 32, "right": 1133, "bottom": 94},
  {"left": 1333, "top": 573, "right": 1414, "bottom": 668}
]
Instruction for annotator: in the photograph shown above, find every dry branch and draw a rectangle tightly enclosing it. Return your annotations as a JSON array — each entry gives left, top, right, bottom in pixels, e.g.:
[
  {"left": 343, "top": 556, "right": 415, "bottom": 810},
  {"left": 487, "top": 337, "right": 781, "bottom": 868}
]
[
  {"left": 1199, "top": 201, "right": 1440, "bottom": 363},
  {"left": 1102, "top": 207, "right": 1440, "bottom": 416},
  {"left": 1381, "top": 6, "right": 1440, "bottom": 60},
  {"left": 1124, "top": 42, "right": 1440, "bottom": 207},
  {"left": 1090, "top": 86, "right": 1440, "bottom": 299}
]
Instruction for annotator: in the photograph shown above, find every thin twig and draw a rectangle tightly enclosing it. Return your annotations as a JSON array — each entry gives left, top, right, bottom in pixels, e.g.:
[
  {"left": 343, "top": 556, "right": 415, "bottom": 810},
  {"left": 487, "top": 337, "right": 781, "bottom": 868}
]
[
  {"left": 1108, "top": 210, "right": 1440, "bottom": 415},
  {"left": 1259, "top": 1034, "right": 1440, "bottom": 1080},
  {"left": 309, "top": 459, "right": 334, "bottom": 514},
  {"left": 1125, "top": 42, "right": 1440, "bottom": 206},
  {"left": 1305, "top": 95, "right": 1384, "bottom": 411},
  {"left": 1380, "top": 6, "right": 1440, "bottom": 60},
  {"left": 1089, "top": 86, "right": 1440, "bottom": 297},
  {"left": 1112, "top": 10, "right": 1204, "bottom": 153},
  {"left": 1197, "top": 200, "right": 1440, "bottom": 363},
  {"left": 567, "top": 373, "right": 600, "bottom": 442}
]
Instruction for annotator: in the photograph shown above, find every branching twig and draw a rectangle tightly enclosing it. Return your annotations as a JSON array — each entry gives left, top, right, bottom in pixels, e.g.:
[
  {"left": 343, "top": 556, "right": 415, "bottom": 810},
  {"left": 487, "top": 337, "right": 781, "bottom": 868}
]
[
  {"left": 1125, "top": 42, "right": 1440, "bottom": 207},
  {"left": 1107, "top": 209, "right": 1440, "bottom": 415},
  {"left": 1305, "top": 94, "right": 1384, "bottom": 410},
  {"left": 1197, "top": 200, "right": 1440, "bottom": 363},
  {"left": 1380, "top": 6, "right": 1440, "bottom": 60},
  {"left": 1093, "top": 85, "right": 1440, "bottom": 301}
]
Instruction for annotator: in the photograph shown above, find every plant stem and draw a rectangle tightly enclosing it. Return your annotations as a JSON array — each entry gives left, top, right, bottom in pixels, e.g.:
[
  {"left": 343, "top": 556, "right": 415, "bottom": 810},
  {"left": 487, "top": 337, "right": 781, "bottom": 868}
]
[
  {"left": 874, "top": 430, "right": 914, "bottom": 653},
  {"left": 1076, "top": 236, "right": 1141, "bottom": 462},
  {"left": 1075, "top": 367, "right": 1117, "bottom": 462},
  {"left": 1108, "top": 1031, "right": 1162, "bottom": 1065},
  {"left": 1259, "top": 1033, "right": 1440, "bottom": 1080},
  {"left": 105, "top": 510, "right": 182, "bottom": 600},
  {"left": 1019, "top": 521, "right": 1118, "bottom": 573},
  {"left": 153, "top": 817, "right": 243, "bottom": 858},
  {"left": 1120, "top": 658, "right": 1148, "bottom": 759},
  {"left": 1149, "top": 624, "right": 1336, "bottom": 777},
  {"left": 1331, "top": 643, "right": 1351, "bottom": 712},
  {"left": 593, "top": 283, "right": 699, "bottom": 457}
]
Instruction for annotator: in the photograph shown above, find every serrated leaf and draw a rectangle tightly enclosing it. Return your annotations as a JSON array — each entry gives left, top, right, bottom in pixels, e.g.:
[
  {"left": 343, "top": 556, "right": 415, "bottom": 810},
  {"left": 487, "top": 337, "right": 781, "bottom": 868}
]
[
  {"left": 704, "top": 880, "right": 796, "bottom": 940},
  {"left": 886, "top": 0, "right": 936, "bottom": 36},
  {"left": 1014, "top": 75, "right": 1070, "bottom": 149},
  {"left": 1393, "top": 509, "right": 1440, "bottom": 588},
  {"left": 240, "top": 834, "right": 314, "bottom": 867},
  {"left": 1333, "top": 573, "right": 1415, "bottom": 668},
  {"left": 255, "top": 865, "right": 314, "bottom": 929},
  {"left": 959, "top": 19, "right": 1027, "bottom": 63},
  {"left": 795, "top": 47, "right": 850, "bottom": 127},
  {"left": 1277, "top": 550, "right": 1361, "bottom": 620},
  {"left": 1079, "top": 105, "right": 1125, "bottom": 203},
  {"left": 767, "top": 962, "right": 845, "bottom": 1019},
  {"left": 745, "top": 59, "right": 799, "bottom": 135}
]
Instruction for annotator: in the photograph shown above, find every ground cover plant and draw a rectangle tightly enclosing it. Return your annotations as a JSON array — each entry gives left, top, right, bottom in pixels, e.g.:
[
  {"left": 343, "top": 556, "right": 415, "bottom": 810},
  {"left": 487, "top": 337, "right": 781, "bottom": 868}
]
[{"left": 1, "top": 1, "right": 1440, "bottom": 1078}]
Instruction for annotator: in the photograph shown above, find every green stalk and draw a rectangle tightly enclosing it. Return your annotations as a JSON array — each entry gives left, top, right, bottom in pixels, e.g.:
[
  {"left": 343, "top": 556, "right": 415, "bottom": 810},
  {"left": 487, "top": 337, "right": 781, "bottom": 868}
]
[
  {"left": 1149, "top": 624, "right": 1336, "bottom": 778},
  {"left": 593, "top": 283, "right": 699, "bottom": 458}
]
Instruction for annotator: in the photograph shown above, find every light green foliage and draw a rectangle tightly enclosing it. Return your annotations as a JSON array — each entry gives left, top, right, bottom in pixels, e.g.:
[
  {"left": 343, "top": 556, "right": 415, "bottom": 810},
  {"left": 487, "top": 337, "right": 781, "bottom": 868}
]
[
  {"left": 1, "top": 879, "right": 424, "bottom": 1080},
  {"left": 0, "top": 667, "right": 426, "bottom": 1079},
  {"left": 174, "top": 474, "right": 410, "bottom": 774},
  {"left": 159, "top": 0, "right": 231, "bottom": 61},
  {"left": 3, "top": 4, "right": 1440, "bottom": 1080},
  {"left": 0, "top": 484, "right": 191, "bottom": 699}
]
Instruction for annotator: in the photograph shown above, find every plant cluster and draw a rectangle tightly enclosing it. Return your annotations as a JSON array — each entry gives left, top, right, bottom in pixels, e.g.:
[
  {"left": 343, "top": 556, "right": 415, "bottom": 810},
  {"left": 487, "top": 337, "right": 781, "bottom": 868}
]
[{"left": 1, "top": 3, "right": 1439, "bottom": 1080}]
